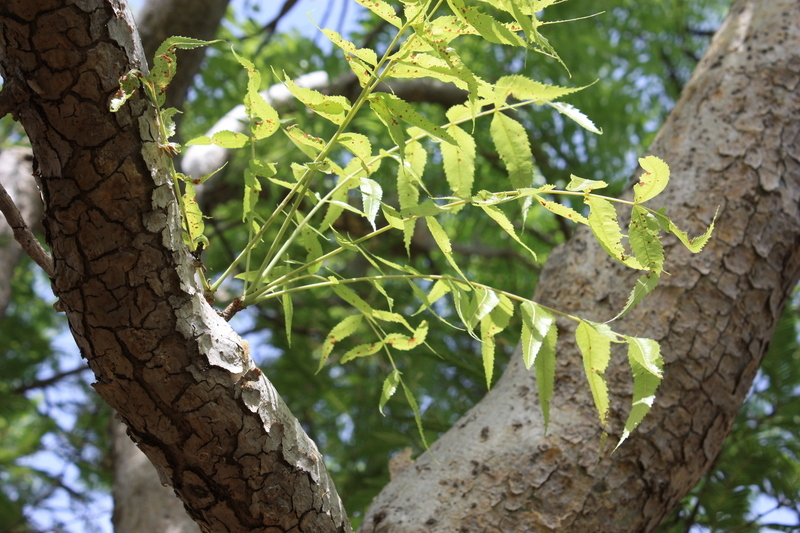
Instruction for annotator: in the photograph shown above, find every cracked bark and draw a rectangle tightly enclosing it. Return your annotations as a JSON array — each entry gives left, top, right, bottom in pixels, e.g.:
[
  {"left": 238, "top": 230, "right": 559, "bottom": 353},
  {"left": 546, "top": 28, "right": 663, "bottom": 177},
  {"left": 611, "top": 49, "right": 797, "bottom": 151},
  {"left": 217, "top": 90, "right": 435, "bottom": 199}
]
[
  {"left": 110, "top": 1, "right": 228, "bottom": 531},
  {"left": 359, "top": 0, "right": 800, "bottom": 531},
  {"left": 0, "top": 1, "right": 348, "bottom": 532}
]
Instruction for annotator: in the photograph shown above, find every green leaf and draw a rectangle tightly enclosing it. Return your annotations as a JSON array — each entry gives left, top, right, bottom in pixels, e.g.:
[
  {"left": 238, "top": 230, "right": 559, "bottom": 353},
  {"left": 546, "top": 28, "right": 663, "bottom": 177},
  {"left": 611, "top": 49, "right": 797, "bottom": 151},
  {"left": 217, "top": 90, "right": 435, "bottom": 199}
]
[
  {"left": 379, "top": 369, "right": 401, "bottom": 415},
  {"left": 657, "top": 207, "right": 718, "bottom": 253},
  {"left": 629, "top": 206, "right": 665, "bottom": 272},
  {"left": 625, "top": 336, "right": 663, "bottom": 379},
  {"left": 181, "top": 182, "right": 204, "bottom": 251},
  {"left": 548, "top": 101, "right": 602, "bottom": 134},
  {"left": 110, "top": 69, "right": 143, "bottom": 112},
  {"left": 341, "top": 341, "right": 384, "bottom": 364},
  {"left": 534, "top": 194, "right": 588, "bottom": 225},
  {"left": 359, "top": 177, "right": 383, "bottom": 232},
  {"left": 447, "top": 1, "right": 525, "bottom": 46},
  {"left": 282, "top": 73, "right": 351, "bottom": 125},
  {"left": 401, "top": 380, "right": 430, "bottom": 448},
  {"left": 490, "top": 112, "right": 533, "bottom": 189},
  {"left": 480, "top": 294, "right": 513, "bottom": 388},
  {"left": 282, "top": 293, "right": 293, "bottom": 347},
  {"left": 321, "top": 29, "right": 378, "bottom": 65},
  {"left": 338, "top": 132, "right": 372, "bottom": 163},
  {"left": 576, "top": 320, "right": 612, "bottom": 425},
  {"left": 536, "top": 323, "right": 557, "bottom": 432},
  {"left": 332, "top": 284, "right": 374, "bottom": 317},
  {"left": 633, "top": 156, "right": 670, "bottom": 203},
  {"left": 354, "top": 0, "right": 402, "bottom": 28},
  {"left": 186, "top": 130, "right": 250, "bottom": 149},
  {"left": 566, "top": 175, "right": 608, "bottom": 192},
  {"left": 610, "top": 271, "right": 660, "bottom": 321},
  {"left": 285, "top": 125, "right": 325, "bottom": 159},
  {"left": 520, "top": 301, "right": 554, "bottom": 370},
  {"left": 344, "top": 55, "right": 374, "bottom": 88},
  {"left": 384, "top": 320, "right": 428, "bottom": 351},
  {"left": 369, "top": 93, "right": 457, "bottom": 145},
  {"left": 586, "top": 195, "right": 644, "bottom": 269},
  {"left": 616, "top": 337, "right": 663, "bottom": 449},
  {"left": 149, "top": 37, "right": 220, "bottom": 107},
  {"left": 318, "top": 314, "right": 362, "bottom": 372},
  {"left": 473, "top": 287, "right": 500, "bottom": 323},
  {"left": 242, "top": 163, "right": 269, "bottom": 221},
  {"left": 425, "top": 217, "right": 468, "bottom": 280},
  {"left": 232, "top": 50, "right": 280, "bottom": 140},
  {"left": 495, "top": 75, "right": 585, "bottom": 103},
  {"left": 440, "top": 123, "right": 476, "bottom": 205},
  {"left": 301, "top": 224, "right": 323, "bottom": 274},
  {"left": 479, "top": 204, "right": 537, "bottom": 261}
]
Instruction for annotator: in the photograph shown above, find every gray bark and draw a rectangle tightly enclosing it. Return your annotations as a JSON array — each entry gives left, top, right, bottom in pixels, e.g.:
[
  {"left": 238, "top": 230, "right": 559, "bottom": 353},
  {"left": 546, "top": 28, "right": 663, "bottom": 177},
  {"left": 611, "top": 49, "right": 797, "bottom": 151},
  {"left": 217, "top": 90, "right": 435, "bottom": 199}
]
[{"left": 359, "top": 1, "right": 800, "bottom": 531}]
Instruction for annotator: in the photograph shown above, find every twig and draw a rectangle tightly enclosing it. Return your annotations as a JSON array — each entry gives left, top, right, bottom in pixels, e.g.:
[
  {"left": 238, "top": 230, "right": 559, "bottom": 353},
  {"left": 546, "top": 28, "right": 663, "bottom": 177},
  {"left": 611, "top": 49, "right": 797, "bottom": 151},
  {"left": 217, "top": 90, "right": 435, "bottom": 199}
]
[
  {"left": 13, "top": 365, "right": 89, "bottom": 394},
  {"left": 0, "top": 180, "right": 54, "bottom": 277}
]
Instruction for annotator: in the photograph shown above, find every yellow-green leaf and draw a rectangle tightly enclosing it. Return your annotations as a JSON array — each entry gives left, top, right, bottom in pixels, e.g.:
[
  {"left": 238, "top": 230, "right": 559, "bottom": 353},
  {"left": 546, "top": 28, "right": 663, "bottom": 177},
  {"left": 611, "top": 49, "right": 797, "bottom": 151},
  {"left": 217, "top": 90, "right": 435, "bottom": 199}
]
[
  {"left": 319, "top": 314, "right": 362, "bottom": 372},
  {"left": 282, "top": 74, "right": 351, "bottom": 125},
  {"left": 341, "top": 341, "right": 384, "bottom": 364},
  {"left": 384, "top": 320, "right": 428, "bottom": 351},
  {"left": 479, "top": 204, "right": 537, "bottom": 261},
  {"left": 534, "top": 194, "right": 588, "bottom": 225},
  {"left": 186, "top": 130, "right": 249, "bottom": 149},
  {"left": 634, "top": 156, "right": 670, "bottom": 203},
  {"left": 520, "top": 301, "right": 554, "bottom": 370},
  {"left": 332, "top": 284, "right": 373, "bottom": 317},
  {"left": 379, "top": 369, "right": 401, "bottom": 415},
  {"left": 576, "top": 320, "right": 612, "bottom": 425},
  {"left": 491, "top": 112, "right": 533, "bottom": 189},
  {"left": 536, "top": 323, "right": 557, "bottom": 431},
  {"left": 322, "top": 29, "right": 377, "bottom": 65},
  {"left": 440, "top": 124, "right": 475, "bottom": 205},
  {"left": 629, "top": 205, "right": 664, "bottom": 272},
  {"left": 616, "top": 337, "right": 663, "bottom": 449},
  {"left": 586, "top": 195, "right": 644, "bottom": 269},
  {"left": 370, "top": 93, "right": 457, "bottom": 145},
  {"left": 354, "top": 0, "right": 402, "bottom": 28}
]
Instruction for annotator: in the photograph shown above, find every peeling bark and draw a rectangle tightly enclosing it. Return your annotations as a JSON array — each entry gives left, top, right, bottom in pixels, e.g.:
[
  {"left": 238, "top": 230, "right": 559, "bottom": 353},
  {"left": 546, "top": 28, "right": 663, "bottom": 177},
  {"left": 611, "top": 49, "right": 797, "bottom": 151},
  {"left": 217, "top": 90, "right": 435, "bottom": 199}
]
[
  {"left": 359, "top": 1, "right": 800, "bottom": 531},
  {"left": 0, "top": 1, "right": 348, "bottom": 532}
]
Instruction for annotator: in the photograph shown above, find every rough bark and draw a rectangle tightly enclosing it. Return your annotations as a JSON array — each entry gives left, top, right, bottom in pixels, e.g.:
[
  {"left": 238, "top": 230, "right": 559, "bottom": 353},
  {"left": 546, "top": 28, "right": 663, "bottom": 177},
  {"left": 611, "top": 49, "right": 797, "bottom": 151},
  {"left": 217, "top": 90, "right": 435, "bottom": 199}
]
[
  {"left": 0, "top": 2, "right": 348, "bottom": 532},
  {"left": 359, "top": 0, "right": 800, "bottom": 531},
  {"left": 111, "top": 1, "right": 229, "bottom": 531},
  {"left": 111, "top": 415, "right": 201, "bottom": 533}
]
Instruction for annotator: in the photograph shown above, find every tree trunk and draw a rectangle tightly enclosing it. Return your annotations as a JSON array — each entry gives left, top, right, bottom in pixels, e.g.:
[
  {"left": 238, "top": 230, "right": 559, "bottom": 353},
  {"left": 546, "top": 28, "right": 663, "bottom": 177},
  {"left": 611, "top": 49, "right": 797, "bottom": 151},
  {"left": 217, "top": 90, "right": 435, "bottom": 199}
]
[
  {"left": 1, "top": 0, "right": 798, "bottom": 532},
  {"left": 359, "top": 0, "right": 800, "bottom": 531},
  {"left": 0, "top": 1, "right": 348, "bottom": 532},
  {"left": 109, "top": 2, "right": 228, "bottom": 531}
]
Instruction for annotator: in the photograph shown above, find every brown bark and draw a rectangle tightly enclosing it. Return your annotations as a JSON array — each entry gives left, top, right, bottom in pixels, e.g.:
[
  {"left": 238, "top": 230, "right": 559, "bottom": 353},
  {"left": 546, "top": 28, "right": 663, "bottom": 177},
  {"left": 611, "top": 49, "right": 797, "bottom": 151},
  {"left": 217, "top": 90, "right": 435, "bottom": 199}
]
[
  {"left": 359, "top": 0, "right": 800, "bottom": 531},
  {"left": 111, "top": 1, "right": 229, "bottom": 531},
  {"left": 0, "top": 1, "right": 348, "bottom": 532}
]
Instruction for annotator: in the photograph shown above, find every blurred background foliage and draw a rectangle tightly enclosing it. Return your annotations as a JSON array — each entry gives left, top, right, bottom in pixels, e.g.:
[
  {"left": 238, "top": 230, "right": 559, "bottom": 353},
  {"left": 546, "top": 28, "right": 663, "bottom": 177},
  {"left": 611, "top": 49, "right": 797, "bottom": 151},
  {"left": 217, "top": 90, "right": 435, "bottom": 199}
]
[{"left": 0, "top": 0, "right": 797, "bottom": 531}]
